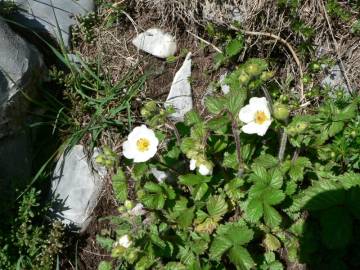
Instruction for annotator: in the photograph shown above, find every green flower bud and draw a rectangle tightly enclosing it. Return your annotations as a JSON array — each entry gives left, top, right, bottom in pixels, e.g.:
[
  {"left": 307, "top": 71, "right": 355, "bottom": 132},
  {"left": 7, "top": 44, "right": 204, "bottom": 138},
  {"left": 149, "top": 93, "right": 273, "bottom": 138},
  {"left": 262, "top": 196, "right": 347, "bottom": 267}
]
[
  {"left": 246, "top": 63, "right": 261, "bottom": 76},
  {"left": 260, "top": 71, "right": 274, "bottom": 81},
  {"left": 302, "top": 75, "right": 311, "bottom": 84},
  {"left": 273, "top": 102, "right": 290, "bottom": 121},
  {"left": 351, "top": 131, "right": 357, "bottom": 138},
  {"left": 238, "top": 72, "right": 250, "bottom": 84},
  {"left": 295, "top": 122, "right": 308, "bottom": 133},
  {"left": 124, "top": 200, "right": 134, "bottom": 210},
  {"left": 330, "top": 152, "right": 336, "bottom": 158},
  {"left": 309, "top": 62, "right": 321, "bottom": 72},
  {"left": 95, "top": 155, "right": 105, "bottom": 165},
  {"left": 103, "top": 146, "right": 113, "bottom": 157},
  {"left": 105, "top": 159, "right": 114, "bottom": 167},
  {"left": 140, "top": 107, "right": 150, "bottom": 118},
  {"left": 144, "top": 101, "right": 157, "bottom": 112}
]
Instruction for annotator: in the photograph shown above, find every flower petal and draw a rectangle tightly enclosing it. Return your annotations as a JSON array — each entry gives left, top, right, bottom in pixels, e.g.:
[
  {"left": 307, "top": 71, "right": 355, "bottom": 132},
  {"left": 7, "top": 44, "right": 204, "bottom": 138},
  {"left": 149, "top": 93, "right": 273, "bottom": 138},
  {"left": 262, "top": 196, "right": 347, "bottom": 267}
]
[
  {"left": 239, "top": 104, "right": 256, "bottom": 123},
  {"left": 199, "top": 164, "right": 211, "bottom": 176},
  {"left": 255, "top": 120, "right": 272, "bottom": 136},
  {"left": 190, "top": 159, "right": 196, "bottom": 170},
  {"left": 123, "top": 140, "right": 135, "bottom": 159}
]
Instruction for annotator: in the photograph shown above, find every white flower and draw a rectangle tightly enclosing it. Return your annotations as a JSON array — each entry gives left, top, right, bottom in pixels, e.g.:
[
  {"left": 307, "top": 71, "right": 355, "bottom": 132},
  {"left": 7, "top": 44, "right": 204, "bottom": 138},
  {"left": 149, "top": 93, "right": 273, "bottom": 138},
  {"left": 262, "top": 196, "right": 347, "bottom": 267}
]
[
  {"left": 123, "top": 125, "right": 159, "bottom": 162},
  {"left": 198, "top": 164, "right": 212, "bottom": 176},
  {"left": 128, "top": 203, "right": 146, "bottom": 216},
  {"left": 189, "top": 159, "right": 196, "bottom": 170},
  {"left": 116, "top": 234, "right": 132, "bottom": 248},
  {"left": 189, "top": 159, "right": 212, "bottom": 176},
  {"left": 239, "top": 97, "right": 272, "bottom": 136}
]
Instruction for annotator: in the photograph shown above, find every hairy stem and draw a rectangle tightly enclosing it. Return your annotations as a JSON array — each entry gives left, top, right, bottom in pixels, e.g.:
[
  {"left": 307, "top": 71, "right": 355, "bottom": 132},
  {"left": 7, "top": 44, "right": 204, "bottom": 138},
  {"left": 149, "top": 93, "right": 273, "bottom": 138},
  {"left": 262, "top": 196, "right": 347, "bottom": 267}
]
[{"left": 230, "top": 113, "right": 244, "bottom": 176}]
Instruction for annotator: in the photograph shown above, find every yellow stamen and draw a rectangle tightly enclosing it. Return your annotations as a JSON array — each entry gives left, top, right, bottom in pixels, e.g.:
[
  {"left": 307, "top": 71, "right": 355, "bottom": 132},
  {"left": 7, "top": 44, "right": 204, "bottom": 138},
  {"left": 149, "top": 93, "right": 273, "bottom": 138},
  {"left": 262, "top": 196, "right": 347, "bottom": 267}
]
[
  {"left": 255, "top": 111, "right": 268, "bottom": 125},
  {"left": 136, "top": 138, "right": 150, "bottom": 152}
]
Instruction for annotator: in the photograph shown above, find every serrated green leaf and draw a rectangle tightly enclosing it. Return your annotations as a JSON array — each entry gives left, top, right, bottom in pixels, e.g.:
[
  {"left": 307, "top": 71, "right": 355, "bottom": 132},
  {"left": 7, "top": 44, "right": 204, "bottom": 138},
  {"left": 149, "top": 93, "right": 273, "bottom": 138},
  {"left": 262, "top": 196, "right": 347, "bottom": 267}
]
[
  {"left": 207, "top": 195, "right": 228, "bottom": 220},
  {"left": 328, "top": 121, "right": 344, "bottom": 137},
  {"left": 263, "top": 189, "right": 285, "bottom": 205},
  {"left": 184, "top": 110, "right": 202, "bottom": 126},
  {"left": 289, "top": 157, "right": 311, "bottom": 182},
  {"left": 205, "top": 96, "right": 226, "bottom": 114},
  {"left": 180, "top": 137, "right": 196, "bottom": 154},
  {"left": 207, "top": 116, "right": 230, "bottom": 133},
  {"left": 228, "top": 89, "right": 247, "bottom": 115},
  {"left": 225, "top": 224, "right": 254, "bottom": 246},
  {"left": 335, "top": 102, "right": 357, "bottom": 121},
  {"left": 264, "top": 234, "right": 281, "bottom": 251},
  {"left": 338, "top": 172, "right": 360, "bottom": 189},
  {"left": 132, "top": 163, "right": 149, "bottom": 180},
  {"left": 223, "top": 151, "right": 238, "bottom": 170},
  {"left": 98, "top": 261, "right": 112, "bottom": 270},
  {"left": 142, "top": 193, "right": 165, "bottom": 209},
  {"left": 228, "top": 246, "right": 255, "bottom": 270},
  {"left": 269, "top": 169, "right": 283, "bottom": 189},
  {"left": 144, "top": 182, "right": 163, "bottom": 193},
  {"left": 177, "top": 207, "right": 195, "bottom": 228},
  {"left": 245, "top": 198, "right": 263, "bottom": 222},
  {"left": 179, "top": 174, "right": 211, "bottom": 186},
  {"left": 225, "top": 37, "right": 244, "bottom": 57},
  {"left": 263, "top": 204, "right": 282, "bottom": 228},
  {"left": 194, "top": 183, "right": 209, "bottom": 201},
  {"left": 254, "top": 154, "right": 278, "bottom": 169},
  {"left": 290, "top": 181, "right": 344, "bottom": 212},
  {"left": 112, "top": 169, "right": 127, "bottom": 203},
  {"left": 209, "top": 236, "right": 233, "bottom": 261}
]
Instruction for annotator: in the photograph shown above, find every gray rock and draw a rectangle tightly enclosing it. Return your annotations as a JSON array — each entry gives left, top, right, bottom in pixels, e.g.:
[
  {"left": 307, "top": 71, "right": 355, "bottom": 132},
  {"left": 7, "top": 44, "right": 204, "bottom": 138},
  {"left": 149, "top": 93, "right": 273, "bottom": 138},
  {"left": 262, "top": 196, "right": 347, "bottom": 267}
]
[
  {"left": 132, "top": 28, "right": 177, "bottom": 58},
  {"left": 150, "top": 168, "right": 168, "bottom": 183},
  {"left": 51, "top": 145, "right": 106, "bottom": 232},
  {"left": 11, "top": 0, "right": 95, "bottom": 47},
  {"left": 321, "top": 64, "right": 350, "bottom": 95},
  {"left": 220, "top": 73, "right": 230, "bottom": 94},
  {"left": 165, "top": 52, "right": 193, "bottom": 121},
  {"left": 0, "top": 19, "right": 44, "bottom": 182}
]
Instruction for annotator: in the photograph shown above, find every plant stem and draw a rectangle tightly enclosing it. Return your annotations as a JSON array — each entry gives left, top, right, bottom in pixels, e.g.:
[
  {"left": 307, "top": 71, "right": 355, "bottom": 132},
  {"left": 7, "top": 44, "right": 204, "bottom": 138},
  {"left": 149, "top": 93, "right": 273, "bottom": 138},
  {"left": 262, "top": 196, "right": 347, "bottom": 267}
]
[
  {"left": 278, "top": 130, "right": 288, "bottom": 162},
  {"left": 230, "top": 113, "right": 244, "bottom": 176}
]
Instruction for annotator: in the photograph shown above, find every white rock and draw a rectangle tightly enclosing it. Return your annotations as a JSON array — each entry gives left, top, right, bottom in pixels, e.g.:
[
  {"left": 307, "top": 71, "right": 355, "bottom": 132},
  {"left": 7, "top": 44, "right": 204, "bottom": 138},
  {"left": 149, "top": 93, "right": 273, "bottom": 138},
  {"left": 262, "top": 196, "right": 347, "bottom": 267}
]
[
  {"left": 150, "top": 168, "right": 168, "bottom": 183},
  {"left": 128, "top": 203, "right": 146, "bottom": 216},
  {"left": 0, "top": 20, "right": 44, "bottom": 185},
  {"left": 321, "top": 64, "right": 350, "bottom": 95},
  {"left": 220, "top": 73, "right": 230, "bottom": 94},
  {"left": 12, "top": 0, "right": 95, "bottom": 47},
  {"left": 132, "top": 28, "right": 177, "bottom": 58},
  {"left": 51, "top": 145, "right": 105, "bottom": 232},
  {"left": 165, "top": 52, "right": 193, "bottom": 121}
]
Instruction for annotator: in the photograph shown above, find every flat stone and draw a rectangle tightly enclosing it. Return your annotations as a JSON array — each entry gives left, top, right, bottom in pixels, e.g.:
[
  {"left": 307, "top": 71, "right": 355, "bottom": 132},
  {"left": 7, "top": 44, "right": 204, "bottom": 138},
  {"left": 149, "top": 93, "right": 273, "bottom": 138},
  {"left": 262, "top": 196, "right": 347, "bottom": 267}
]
[
  {"left": 11, "top": 0, "right": 95, "bottom": 47},
  {"left": 165, "top": 52, "right": 193, "bottom": 121},
  {"left": 321, "top": 64, "right": 350, "bottom": 95},
  {"left": 0, "top": 19, "right": 44, "bottom": 182},
  {"left": 51, "top": 145, "right": 106, "bottom": 232},
  {"left": 132, "top": 28, "right": 177, "bottom": 58},
  {"left": 220, "top": 73, "right": 230, "bottom": 94}
]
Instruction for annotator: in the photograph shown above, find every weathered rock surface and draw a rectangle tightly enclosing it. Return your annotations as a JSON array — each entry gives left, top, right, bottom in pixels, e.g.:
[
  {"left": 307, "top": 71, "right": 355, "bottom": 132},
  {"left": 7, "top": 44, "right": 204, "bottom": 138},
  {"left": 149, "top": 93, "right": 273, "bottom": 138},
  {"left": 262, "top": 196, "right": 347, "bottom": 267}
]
[
  {"left": 0, "top": 19, "right": 44, "bottom": 183},
  {"left": 132, "top": 28, "right": 177, "bottom": 58},
  {"left": 11, "top": 0, "right": 95, "bottom": 47},
  {"left": 322, "top": 64, "right": 350, "bottom": 95},
  {"left": 165, "top": 52, "right": 193, "bottom": 121},
  {"left": 51, "top": 145, "right": 106, "bottom": 232}
]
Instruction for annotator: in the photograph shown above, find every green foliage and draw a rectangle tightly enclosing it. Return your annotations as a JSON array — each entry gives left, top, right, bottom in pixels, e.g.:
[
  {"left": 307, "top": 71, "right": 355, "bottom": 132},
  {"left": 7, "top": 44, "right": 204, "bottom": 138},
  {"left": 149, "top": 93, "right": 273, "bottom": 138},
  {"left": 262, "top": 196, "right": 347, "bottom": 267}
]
[
  {"left": 0, "top": 189, "right": 64, "bottom": 270},
  {"left": 96, "top": 56, "right": 360, "bottom": 269}
]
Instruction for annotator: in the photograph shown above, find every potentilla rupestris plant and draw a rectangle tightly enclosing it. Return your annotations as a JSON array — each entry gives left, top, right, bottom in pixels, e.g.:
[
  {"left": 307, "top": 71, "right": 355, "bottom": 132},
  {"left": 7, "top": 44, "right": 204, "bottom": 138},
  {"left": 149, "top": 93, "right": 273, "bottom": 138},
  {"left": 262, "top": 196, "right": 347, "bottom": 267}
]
[{"left": 97, "top": 58, "right": 360, "bottom": 270}]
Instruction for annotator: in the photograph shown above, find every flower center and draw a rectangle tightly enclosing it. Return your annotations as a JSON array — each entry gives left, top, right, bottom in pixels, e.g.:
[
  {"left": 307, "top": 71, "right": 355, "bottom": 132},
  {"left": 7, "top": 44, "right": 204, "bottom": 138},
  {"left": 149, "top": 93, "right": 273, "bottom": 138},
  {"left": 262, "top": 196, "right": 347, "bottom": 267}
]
[
  {"left": 255, "top": 111, "right": 268, "bottom": 125},
  {"left": 136, "top": 138, "right": 150, "bottom": 152}
]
